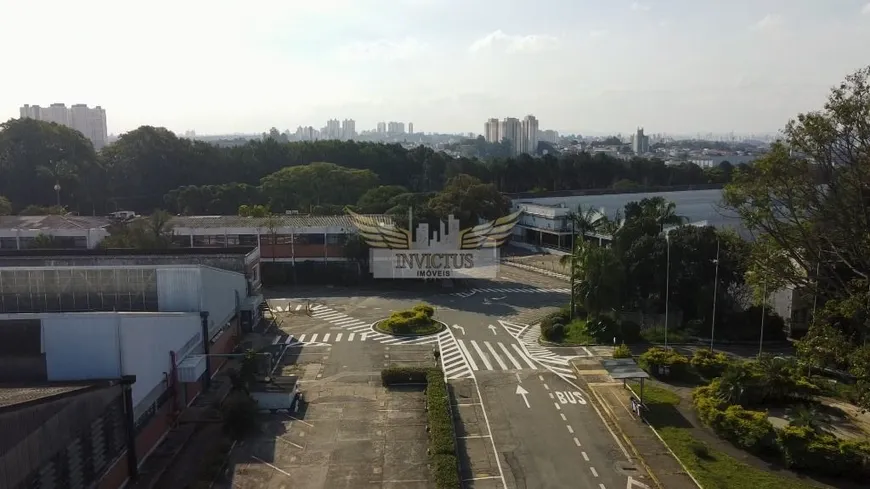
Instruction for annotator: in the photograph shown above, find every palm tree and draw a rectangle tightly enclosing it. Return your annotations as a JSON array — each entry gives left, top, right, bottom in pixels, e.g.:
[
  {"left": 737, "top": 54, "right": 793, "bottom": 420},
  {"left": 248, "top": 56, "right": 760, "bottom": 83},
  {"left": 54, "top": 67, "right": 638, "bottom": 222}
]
[
  {"left": 643, "top": 197, "right": 689, "bottom": 233},
  {"left": 716, "top": 363, "right": 754, "bottom": 405},
  {"left": 570, "top": 205, "right": 607, "bottom": 237},
  {"left": 789, "top": 404, "right": 824, "bottom": 432}
]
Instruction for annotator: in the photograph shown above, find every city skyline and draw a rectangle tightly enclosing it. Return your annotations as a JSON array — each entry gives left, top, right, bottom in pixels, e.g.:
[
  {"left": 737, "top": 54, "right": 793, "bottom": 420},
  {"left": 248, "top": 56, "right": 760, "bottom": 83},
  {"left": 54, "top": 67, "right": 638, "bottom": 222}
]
[{"left": 3, "top": 1, "right": 869, "bottom": 135}]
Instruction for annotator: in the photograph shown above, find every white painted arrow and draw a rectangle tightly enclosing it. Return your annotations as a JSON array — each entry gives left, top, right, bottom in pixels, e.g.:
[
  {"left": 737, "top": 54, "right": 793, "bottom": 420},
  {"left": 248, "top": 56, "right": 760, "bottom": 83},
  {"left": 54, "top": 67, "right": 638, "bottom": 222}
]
[
  {"left": 488, "top": 324, "right": 498, "bottom": 335},
  {"left": 515, "top": 385, "right": 530, "bottom": 408},
  {"left": 491, "top": 295, "right": 506, "bottom": 301},
  {"left": 627, "top": 476, "right": 651, "bottom": 489},
  {"left": 452, "top": 324, "right": 465, "bottom": 335}
]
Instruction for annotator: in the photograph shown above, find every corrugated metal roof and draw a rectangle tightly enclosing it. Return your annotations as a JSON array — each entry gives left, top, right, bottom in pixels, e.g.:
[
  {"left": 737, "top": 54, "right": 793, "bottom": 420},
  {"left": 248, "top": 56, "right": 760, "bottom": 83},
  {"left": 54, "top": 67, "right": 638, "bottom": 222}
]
[
  {"left": 169, "top": 214, "right": 393, "bottom": 229},
  {"left": 0, "top": 383, "right": 93, "bottom": 409},
  {"left": 0, "top": 215, "right": 112, "bottom": 231}
]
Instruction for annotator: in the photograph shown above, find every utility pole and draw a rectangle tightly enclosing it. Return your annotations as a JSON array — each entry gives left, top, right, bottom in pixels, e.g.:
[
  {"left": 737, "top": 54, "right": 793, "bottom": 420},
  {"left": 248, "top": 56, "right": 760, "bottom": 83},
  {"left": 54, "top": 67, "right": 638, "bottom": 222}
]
[
  {"left": 710, "top": 239, "right": 720, "bottom": 352},
  {"left": 759, "top": 281, "right": 767, "bottom": 358},
  {"left": 664, "top": 233, "right": 670, "bottom": 349},
  {"left": 569, "top": 217, "right": 576, "bottom": 320}
]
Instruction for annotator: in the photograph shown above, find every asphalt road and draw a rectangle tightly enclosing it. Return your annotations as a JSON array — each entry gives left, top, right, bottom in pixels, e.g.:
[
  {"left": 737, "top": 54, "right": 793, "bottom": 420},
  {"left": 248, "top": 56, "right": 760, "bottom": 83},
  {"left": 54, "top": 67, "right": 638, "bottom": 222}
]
[{"left": 264, "top": 265, "right": 641, "bottom": 489}]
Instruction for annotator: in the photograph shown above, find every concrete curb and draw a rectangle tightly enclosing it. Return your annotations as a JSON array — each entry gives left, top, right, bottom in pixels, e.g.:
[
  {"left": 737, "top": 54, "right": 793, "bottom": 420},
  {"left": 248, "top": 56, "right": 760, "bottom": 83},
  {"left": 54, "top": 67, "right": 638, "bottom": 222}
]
[
  {"left": 625, "top": 384, "right": 704, "bottom": 489},
  {"left": 572, "top": 363, "right": 666, "bottom": 489},
  {"left": 371, "top": 318, "right": 448, "bottom": 337}
]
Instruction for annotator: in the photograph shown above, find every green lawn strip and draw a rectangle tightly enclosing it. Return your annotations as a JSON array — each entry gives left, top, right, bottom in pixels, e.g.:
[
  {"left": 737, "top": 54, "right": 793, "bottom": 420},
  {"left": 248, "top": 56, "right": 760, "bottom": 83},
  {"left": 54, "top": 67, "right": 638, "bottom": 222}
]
[{"left": 627, "top": 382, "right": 822, "bottom": 489}]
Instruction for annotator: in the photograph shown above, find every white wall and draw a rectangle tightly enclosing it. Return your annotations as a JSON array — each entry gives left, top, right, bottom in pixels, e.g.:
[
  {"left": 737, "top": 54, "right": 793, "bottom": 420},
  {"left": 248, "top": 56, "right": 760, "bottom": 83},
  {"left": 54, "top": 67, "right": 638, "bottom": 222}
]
[
  {"left": 119, "top": 314, "right": 201, "bottom": 407},
  {"left": 199, "top": 266, "right": 245, "bottom": 336},
  {"left": 43, "top": 315, "right": 121, "bottom": 380},
  {"left": 40, "top": 312, "right": 201, "bottom": 407}
]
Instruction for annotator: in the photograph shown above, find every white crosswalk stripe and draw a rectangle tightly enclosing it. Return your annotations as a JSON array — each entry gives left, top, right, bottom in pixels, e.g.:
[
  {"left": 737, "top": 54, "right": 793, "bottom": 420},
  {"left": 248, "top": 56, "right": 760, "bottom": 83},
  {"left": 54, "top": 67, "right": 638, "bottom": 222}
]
[
  {"left": 287, "top": 304, "right": 444, "bottom": 346},
  {"left": 439, "top": 331, "right": 474, "bottom": 380},
  {"left": 451, "top": 286, "right": 570, "bottom": 297},
  {"left": 448, "top": 338, "right": 540, "bottom": 374},
  {"left": 499, "top": 320, "right": 577, "bottom": 379}
]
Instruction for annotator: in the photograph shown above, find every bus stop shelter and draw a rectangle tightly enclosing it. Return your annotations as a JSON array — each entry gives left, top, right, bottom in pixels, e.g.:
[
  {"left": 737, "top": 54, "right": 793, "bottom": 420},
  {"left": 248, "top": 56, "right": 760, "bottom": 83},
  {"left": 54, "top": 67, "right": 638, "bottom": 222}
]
[{"left": 600, "top": 358, "right": 650, "bottom": 407}]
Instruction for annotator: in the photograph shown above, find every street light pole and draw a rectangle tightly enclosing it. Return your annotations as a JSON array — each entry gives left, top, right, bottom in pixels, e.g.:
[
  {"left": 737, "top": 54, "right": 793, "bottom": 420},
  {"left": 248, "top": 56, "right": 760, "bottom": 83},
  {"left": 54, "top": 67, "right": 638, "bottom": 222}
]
[
  {"left": 710, "top": 239, "right": 720, "bottom": 352},
  {"left": 664, "top": 234, "right": 670, "bottom": 349},
  {"left": 569, "top": 217, "right": 576, "bottom": 320},
  {"left": 53, "top": 183, "right": 61, "bottom": 208},
  {"left": 759, "top": 281, "right": 767, "bottom": 359}
]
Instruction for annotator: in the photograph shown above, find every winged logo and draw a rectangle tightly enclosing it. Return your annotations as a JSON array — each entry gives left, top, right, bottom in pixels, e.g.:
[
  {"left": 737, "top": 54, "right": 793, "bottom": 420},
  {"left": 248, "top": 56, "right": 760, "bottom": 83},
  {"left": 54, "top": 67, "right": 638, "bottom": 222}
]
[
  {"left": 346, "top": 211, "right": 411, "bottom": 249},
  {"left": 457, "top": 211, "right": 522, "bottom": 249},
  {"left": 346, "top": 210, "right": 522, "bottom": 250}
]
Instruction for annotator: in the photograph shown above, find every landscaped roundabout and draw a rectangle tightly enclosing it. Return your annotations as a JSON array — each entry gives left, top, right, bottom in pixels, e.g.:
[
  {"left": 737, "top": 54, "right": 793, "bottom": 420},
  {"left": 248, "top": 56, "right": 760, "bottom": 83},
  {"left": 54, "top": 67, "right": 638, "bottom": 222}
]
[{"left": 374, "top": 303, "right": 445, "bottom": 336}]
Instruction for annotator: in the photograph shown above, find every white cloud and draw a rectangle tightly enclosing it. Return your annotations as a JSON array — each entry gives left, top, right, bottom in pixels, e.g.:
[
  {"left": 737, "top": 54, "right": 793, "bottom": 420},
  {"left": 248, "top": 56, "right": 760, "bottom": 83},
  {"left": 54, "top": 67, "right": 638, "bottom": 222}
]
[
  {"left": 336, "top": 38, "right": 429, "bottom": 62},
  {"left": 630, "top": 2, "right": 651, "bottom": 12},
  {"left": 468, "top": 30, "right": 559, "bottom": 54},
  {"left": 862, "top": 3, "right": 870, "bottom": 14},
  {"left": 589, "top": 29, "right": 609, "bottom": 38},
  {"left": 752, "top": 14, "right": 783, "bottom": 31}
]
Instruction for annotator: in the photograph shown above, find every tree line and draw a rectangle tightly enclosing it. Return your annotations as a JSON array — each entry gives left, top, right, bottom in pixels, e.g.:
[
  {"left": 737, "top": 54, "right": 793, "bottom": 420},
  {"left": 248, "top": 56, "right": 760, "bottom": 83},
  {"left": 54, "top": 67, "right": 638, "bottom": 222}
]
[{"left": 0, "top": 117, "right": 734, "bottom": 217}]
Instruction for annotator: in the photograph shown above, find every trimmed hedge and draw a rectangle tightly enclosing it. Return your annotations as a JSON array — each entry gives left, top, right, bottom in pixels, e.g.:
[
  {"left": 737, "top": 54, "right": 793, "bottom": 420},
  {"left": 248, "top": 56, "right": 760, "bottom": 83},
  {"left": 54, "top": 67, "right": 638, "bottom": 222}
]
[
  {"left": 693, "top": 381, "right": 870, "bottom": 481},
  {"left": 380, "top": 303, "right": 439, "bottom": 335},
  {"left": 381, "top": 367, "right": 461, "bottom": 488},
  {"left": 690, "top": 349, "right": 731, "bottom": 379},
  {"left": 382, "top": 366, "right": 429, "bottom": 385},
  {"left": 638, "top": 347, "right": 690, "bottom": 379}
]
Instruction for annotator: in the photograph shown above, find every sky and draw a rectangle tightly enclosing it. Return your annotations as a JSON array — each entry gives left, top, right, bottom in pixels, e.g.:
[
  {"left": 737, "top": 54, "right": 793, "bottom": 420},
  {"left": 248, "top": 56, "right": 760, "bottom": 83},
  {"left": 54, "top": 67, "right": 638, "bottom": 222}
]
[{"left": 2, "top": 0, "right": 870, "bottom": 136}]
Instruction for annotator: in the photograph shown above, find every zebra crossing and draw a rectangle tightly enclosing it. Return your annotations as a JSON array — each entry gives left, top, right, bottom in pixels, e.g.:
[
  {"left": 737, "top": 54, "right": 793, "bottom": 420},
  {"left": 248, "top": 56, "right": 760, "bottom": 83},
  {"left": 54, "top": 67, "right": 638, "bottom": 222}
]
[
  {"left": 452, "top": 286, "right": 570, "bottom": 298},
  {"left": 500, "top": 321, "right": 577, "bottom": 379},
  {"left": 272, "top": 303, "right": 309, "bottom": 313},
  {"left": 501, "top": 260, "right": 571, "bottom": 281},
  {"left": 439, "top": 335, "right": 540, "bottom": 380},
  {"left": 276, "top": 304, "right": 442, "bottom": 346}
]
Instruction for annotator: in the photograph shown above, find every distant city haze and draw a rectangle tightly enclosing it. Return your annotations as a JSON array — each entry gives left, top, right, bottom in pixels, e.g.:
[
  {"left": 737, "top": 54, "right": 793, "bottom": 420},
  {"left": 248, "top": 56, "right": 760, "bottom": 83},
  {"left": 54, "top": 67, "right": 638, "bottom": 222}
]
[{"left": 2, "top": 1, "right": 870, "bottom": 135}]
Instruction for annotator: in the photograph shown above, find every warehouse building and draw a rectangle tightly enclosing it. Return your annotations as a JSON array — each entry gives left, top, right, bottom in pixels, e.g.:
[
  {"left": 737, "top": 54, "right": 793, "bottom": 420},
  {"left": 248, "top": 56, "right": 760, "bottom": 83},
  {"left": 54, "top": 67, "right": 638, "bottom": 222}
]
[{"left": 0, "top": 264, "right": 254, "bottom": 489}]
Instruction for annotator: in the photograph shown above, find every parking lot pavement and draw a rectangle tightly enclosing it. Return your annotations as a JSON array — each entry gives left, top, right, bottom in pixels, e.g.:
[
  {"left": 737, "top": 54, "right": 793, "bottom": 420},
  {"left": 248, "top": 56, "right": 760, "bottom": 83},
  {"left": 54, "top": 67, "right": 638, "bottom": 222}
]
[
  {"left": 450, "top": 379, "right": 504, "bottom": 489},
  {"left": 221, "top": 383, "right": 432, "bottom": 489}
]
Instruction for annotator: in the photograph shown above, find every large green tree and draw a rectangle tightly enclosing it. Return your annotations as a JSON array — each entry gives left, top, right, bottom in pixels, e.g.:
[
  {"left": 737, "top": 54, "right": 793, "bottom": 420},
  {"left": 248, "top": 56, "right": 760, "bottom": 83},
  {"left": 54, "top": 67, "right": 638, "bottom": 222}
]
[
  {"left": 425, "top": 174, "right": 511, "bottom": 228},
  {"left": 260, "top": 162, "right": 378, "bottom": 212},
  {"left": 0, "top": 118, "right": 99, "bottom": 212},
  {"left": 723, "top": 65, "right": 870, "bottom": 343},
  {"left": 0, "top": 195, "right": 10, "bottom": 215}
]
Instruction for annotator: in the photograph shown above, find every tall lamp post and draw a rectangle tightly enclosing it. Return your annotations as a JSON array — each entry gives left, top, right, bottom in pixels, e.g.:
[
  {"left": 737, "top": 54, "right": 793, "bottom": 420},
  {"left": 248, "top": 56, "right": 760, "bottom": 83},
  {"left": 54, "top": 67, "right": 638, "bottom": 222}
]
[
  {"left": 759, "top": 281, "right": 768, "bottom": 359},
  {"left": 569, "top": 217, "right": 576, "bottom": 320},
  {"left": 53, "top": 183, "right": 61, "bottom": 208},
  {"left": 664, "top": 232, "right": 670, "bottom": 349},
  {"left": 710, "top": 239, "right": 720, "bottom": 352}
]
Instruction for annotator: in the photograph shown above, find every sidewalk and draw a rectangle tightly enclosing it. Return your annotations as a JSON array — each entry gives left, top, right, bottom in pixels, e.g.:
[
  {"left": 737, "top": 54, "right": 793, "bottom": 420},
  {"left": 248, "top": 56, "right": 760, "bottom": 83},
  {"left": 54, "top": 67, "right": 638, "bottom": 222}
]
[{"left": 572, "top": 359, "right": 698, "bottom": 489}]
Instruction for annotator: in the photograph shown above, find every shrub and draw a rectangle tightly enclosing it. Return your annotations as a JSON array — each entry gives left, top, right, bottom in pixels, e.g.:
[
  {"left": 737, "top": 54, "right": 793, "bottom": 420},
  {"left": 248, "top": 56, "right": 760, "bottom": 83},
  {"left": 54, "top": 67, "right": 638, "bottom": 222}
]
[
  {"left": 638, "top": 347, "right": 689, "bottom": 379},
  {"left": 431, "top": 454, "right": 461, "bottom": 488},
  {"left": 381, "top": 366, "right": 428, "bottom": 385},
  {"left": 692, "top": 382, "right": 777, "bottom": 453},
  {"left": 691, "top": 349, "right": 732, "bottom": 378},
  {"left": 777, "top": 425, "right": 870, "bottom": 480},
  {"left": 587, "top": 316, "right": 618, "bottom": 342},
  {"left": 425, "top": 369, "right": 462, "bottom": 488},
  {"left": 540, "top": 309, "right": 571, "bottom": 331},
  {"left": 613, "top": 343, "right": 632, "bottom": 359},
  {"left": 380, "top": 303, "right": 437, "bottom": 334}
]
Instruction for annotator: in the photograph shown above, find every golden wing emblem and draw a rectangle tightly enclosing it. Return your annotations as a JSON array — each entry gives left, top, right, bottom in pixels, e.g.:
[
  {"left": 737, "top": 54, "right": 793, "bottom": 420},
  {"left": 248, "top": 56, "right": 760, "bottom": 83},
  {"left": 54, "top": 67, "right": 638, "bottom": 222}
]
[
  {"left": 346, "top": 210, "right": 411, "bottom": 249},
  {"left": 458, "top": 211, "right": 522, "bottom": 249}
]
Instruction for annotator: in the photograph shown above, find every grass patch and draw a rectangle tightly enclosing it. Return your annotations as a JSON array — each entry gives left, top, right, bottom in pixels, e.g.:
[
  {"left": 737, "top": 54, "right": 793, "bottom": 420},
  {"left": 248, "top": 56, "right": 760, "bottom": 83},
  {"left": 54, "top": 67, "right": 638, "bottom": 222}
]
[
  {"left": 382, "top": 367, "right": 460, "bottom": 489},
  {"left": 628, "top": 381, "right": 682, "bottom": 406},
  {"left": 640, "top": 327, "right": 692, "bottom": 344},
  {"left": 629, "top": 381, "right": 822, "bottom": 489},
  {"left": 544, "top": 318, "right": 596, "bottom": 344}
]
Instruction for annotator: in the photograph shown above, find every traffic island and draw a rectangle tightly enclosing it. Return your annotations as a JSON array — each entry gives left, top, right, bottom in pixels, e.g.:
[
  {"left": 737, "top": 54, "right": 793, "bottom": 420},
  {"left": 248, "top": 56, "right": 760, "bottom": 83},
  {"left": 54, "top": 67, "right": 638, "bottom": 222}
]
[{"left": 373, "top": 303, "right": 446, "bottom": 337}]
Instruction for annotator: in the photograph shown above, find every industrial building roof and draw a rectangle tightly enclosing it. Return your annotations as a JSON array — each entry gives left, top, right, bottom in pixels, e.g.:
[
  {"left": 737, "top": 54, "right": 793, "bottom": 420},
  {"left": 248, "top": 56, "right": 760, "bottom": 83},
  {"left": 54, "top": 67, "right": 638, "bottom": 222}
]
[
  {"left": 169, "top": 213, "right": 393, "bottom": 229},
  {"left": 0, "top": 215, "right": 112, "bottom": 231},
  {"left": 0, "top": 382, "right": 97, "bottom": 410}
]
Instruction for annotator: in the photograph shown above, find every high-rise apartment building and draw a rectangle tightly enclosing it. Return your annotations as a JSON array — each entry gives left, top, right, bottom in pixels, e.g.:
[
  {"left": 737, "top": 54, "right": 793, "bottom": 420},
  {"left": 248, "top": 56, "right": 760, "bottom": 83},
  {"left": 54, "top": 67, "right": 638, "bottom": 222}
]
[
  {"left": 377, "top": 122, "right": 386, "bottom": 134},
  {"left": 341, "top": 119, "right": 356, "bottom": 140},
  {"left": 484, "top": 118, "right": 500, "bottom": 143},
  {"left": 519, "top": 115, "right": 539, "bottom": 154},
  {"left": 20, "top": 103, "right": 108, "bottom": 149},
  {"left": 539, "top": 129, "right": 559, "bottom": 144},
  {"left": 408, "top": 122, "right": 414, "bottom": 134},
  {"left": 387, "top": 121, "right": 405, "bottom": 134},
  {"left": 499, "top": 118, "right": 522, "bottom": 155},
  {"left": 631, "top": 127, "right": 650, "bottom": 154},
  {"left": 325, "top": 119, "right": 341, "bottom": 139}
]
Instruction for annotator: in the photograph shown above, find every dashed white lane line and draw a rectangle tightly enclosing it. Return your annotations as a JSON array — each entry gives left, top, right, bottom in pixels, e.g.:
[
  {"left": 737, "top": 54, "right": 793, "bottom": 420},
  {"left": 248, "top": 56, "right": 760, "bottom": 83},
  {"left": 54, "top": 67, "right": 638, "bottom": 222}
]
[
  {"left": 590, "top": 467, "right": 598, "bottom": 478},
  {"left": 538, "top": 375, "right": 545, "bottom": 381},
  {"left": 581, "top": 451, "right": 590, "bottom": 462},
  {"left": 567, "top": 425, "right": 574, "bottom": 434},
  {"left": 322, "top": 333, "right": 330, "bottom": 342},
  {"left": 542, "top": 383, "right": 550, "bottom": 390},
  {"left": 560, "top": 413, "right": 567, "bottom": 421},
  {"left": 574, "top": 437, "right": 581, "bottom": 447},
  {"left": 554, "top": 402, "right": 561, "bottom": 410},
  {"left": 599, "top": 484, "right": 606, "bottom": 489}
]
